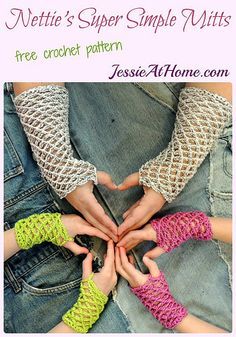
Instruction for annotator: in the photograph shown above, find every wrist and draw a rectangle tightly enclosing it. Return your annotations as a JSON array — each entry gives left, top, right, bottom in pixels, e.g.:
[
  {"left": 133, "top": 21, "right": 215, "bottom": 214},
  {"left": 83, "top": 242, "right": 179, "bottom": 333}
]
[
  {"left": 62, "top": 273, "right": 108, "bottom": 333},
  {"left": 151, "top": 211, "right": 213, "bottom": 253},
  {"left": 14, "top": 213, "right": 73, "bottom": 250},
  {"left": 131, "top": 272, "right": 188, "bottom": 329}
]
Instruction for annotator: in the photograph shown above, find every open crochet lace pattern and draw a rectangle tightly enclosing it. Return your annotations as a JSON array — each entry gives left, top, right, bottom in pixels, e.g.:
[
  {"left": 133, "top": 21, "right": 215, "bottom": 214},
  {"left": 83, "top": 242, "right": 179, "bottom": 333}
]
[
  {"left": 15, "top": 213, "right": 73, "bottom": 249},
  {"left": 63, "top": 273, "right": 108, "bottom": 333},
  {"left": 132, "top": 272, "right": 188, "bottom": 329},
  {"left": 139, "top": 87, "right": 231, "bottom": 203},
  {"left": 14, "top": 85, "right": 97, "bottom": 198},
  {"left": 151, "top": 211, "right": 213, "bottom": 252}
]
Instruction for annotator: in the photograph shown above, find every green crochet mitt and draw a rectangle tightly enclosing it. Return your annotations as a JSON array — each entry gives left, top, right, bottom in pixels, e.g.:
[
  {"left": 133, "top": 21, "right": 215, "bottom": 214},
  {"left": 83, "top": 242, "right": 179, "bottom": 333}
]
[
  {"left": 63, "top": 273, "right": 108, "bottom": 333},
  {"left": 15, "top": 213, "right": 73, "bottom": 249}
]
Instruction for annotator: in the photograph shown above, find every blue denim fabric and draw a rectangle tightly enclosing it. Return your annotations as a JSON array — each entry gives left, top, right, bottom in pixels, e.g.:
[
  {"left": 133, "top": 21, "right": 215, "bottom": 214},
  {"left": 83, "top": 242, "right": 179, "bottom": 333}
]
[
  {"left": 4, "top": 83, "right": 232, "bottom": 333},
  {"left": 3, "top": 85, "right": 130, "bottom": 333},
  {"left": 63, "top": 82, "right": 232, "bottom": 332}
]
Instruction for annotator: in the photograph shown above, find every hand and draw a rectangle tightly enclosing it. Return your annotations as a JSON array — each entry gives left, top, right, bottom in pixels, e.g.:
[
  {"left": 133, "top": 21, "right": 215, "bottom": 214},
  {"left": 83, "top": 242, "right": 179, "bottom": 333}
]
[
  {"left": 115, "top": 246, "right": 160, "bottom": 288},
  {"left": 61, "top": 214, "right": 110, "bottom": 255},
  {"left": 117, "top": 223, "right": 165, "bottom": 258},
  {"left": 117, "top": 172, "right": 166, "bottom": 238},
  {"left": 66, "top": 171, "right": 118, "bottom": 242},
  {"left": 82, "top": 240, "right": 117, "bottom": 295}
]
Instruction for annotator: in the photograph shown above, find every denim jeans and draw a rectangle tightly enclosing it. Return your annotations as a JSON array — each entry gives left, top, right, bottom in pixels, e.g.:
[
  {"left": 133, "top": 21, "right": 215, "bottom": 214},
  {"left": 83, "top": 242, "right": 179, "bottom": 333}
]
[
  {"left": 4, "top": 86, "right": 130, "bottom": 333},
  {"left": 4, "top": 83, "right": 232, "bottom": 333}
]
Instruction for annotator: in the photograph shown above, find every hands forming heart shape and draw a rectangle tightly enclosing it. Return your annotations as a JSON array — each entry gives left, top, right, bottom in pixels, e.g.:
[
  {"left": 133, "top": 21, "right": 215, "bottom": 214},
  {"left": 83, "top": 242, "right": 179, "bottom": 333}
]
[{"left": 66, "top": 170, "right": 166, "bottom": 246}]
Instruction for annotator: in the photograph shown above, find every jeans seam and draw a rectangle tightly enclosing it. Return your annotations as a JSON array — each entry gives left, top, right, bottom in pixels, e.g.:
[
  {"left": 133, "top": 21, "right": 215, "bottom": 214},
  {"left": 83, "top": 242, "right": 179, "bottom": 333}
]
[
  {"left": 133, "top": 83, "right": 177, "bottom": 114},
  {"left": 4, "top": 181, "right": 48, "bottom": 208},
  {"left": 4, "top": 250, "right": 60, "bottom": 290},
  {"left": 21, "top": 276, "right": 82, "bottom": 296}
]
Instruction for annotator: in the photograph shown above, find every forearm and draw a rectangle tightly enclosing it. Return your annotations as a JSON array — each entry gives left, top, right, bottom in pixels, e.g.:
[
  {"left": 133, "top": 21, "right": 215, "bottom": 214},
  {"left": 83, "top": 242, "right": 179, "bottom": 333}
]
[
  {"left": 49, "top": 321, "right": 75, "bottom": 333},
  {"left": 13, "top": 82, "right": 64, "bottom": 95},
  {"left": 4, "top": 228, "right": 20, "bottom": 261},
  {"left": 13, "top": 83, "right": 97, "bottom": 198},
  {"left": 140, "top": 83, "right": 232, "bottom": 203},
  {"left": 186, "top": 82, "right": 232, "bottom": 103},
  {"left": 210, "top": 217, "right": 232, "bottom": 243},
  {"left": 175, "top": 313, "right": 226, "bottom": 333}
]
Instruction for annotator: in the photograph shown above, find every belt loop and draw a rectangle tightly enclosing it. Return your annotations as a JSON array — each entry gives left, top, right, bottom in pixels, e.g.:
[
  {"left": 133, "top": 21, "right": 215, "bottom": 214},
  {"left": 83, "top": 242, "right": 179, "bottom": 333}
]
[{"left": 4, "top": 264, "right": 22, "bottom": 293}]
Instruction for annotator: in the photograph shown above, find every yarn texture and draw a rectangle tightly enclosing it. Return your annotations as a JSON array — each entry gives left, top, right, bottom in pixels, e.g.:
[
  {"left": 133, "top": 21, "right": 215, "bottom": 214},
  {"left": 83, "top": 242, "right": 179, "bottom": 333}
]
[
  {"left": 131, "top": 272, "right": 188, "bottom": 329},
  {"left": 139, "top": 87, "right": 232, "bottom": 202},
  {"left": 63, "top": 273, "right": 108, "bottom": 333},
  {"left": 151, "top": 211, "right": 213, "bottom": 252},
  {"left": 15, "top": 213, "right": 73, "bottom": 249},
  {"left": 14, "top": 85, "right": 97, "bottom": 198}
]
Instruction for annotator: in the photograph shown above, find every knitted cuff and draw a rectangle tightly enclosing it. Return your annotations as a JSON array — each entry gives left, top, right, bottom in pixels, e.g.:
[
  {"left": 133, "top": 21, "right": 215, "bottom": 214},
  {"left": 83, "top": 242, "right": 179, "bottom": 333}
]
[
  {"left": 14, "top": 85, "right": 97, "bottom": 198},
  {"left": 63, "top": 273, "right": 108, "bottom": 333},
  {"left": 131, "top": 273, "right": 188, "bottom": 329},
  {"left": 151, "top": 211, "right": 213, "bottom": 252},
  {"left": 15, "top": 213, "right": 73, "bottom": 249},
  {"left": 139, "top": 87, "right": 232, "bottom": 202}
]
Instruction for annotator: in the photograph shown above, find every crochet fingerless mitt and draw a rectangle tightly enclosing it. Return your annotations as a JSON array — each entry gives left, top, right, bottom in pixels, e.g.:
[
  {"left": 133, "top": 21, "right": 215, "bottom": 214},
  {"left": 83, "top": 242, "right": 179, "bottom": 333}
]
[
  {"left": 14, "top": 85, "right": 97, "bottom": 198},
  {"left": 15, "top": 213, "right": 73, "bottom": 249},
  {"left": 139, "top": 87, "right": 232, "bottom": 202},
  {"left": 63, "top": 273, "right": 108, "bottom": 333},
  {"left": 151, "top": 211, "right": 213, "bottom": 252},
  {"left": 132, "top": 272, "right": 188, "bottom": 329}
]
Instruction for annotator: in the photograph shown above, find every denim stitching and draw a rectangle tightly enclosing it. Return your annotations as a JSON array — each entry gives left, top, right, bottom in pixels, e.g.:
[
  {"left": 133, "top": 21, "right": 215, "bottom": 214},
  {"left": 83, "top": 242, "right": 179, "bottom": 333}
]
[{"left": 4, "top": 182, "right": 48, "bottom": 208}]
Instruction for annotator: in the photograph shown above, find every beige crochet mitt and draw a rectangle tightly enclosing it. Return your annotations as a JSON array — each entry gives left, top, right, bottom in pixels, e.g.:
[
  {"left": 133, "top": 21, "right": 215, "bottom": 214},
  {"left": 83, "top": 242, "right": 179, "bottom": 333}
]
[
  {"left": 14, "top": 85, "right": 97, "bottom": 198},
  {"left": 139, "top": 87, "right": 231, "bottom": 202}
]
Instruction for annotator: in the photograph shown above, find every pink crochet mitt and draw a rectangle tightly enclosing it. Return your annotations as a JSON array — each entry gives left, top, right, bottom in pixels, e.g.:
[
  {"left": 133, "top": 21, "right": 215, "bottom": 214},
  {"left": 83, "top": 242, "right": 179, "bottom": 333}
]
[
  {"left": 151, "top": 211, "right": 213, "bottom": 252},
  {"left": 131, "top": 272, "right": 188, "bottom": 329}
]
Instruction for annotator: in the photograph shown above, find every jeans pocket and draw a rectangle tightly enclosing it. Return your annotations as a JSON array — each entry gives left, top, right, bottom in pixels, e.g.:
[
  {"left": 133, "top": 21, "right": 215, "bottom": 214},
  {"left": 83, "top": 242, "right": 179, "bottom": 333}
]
[
  {"left": 222, "top": 137, "right": 232, "bottom": 178},
  {"left": 210, "top": 137, "right": 232, "bottom": 197},
  {"left": 135, "top": 82, "right": 185, "bottom": 113},
  {"left": 21, "top": 277, "right": 81, "bottom": 296},
  {"left": 4, "top": 129, "right": 24, "bottom": 182},
  {"left": 20, "top": 252, "right": 83, "bottom": 296}
]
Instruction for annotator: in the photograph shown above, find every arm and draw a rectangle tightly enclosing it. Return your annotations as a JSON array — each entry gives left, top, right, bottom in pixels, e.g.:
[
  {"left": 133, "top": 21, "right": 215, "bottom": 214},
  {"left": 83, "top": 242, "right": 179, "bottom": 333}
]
[
  {"left": 176, "top": 313, "right": 225, "bottom": 333},
  {"left": 13, "top": 82, "right": 118, "bottom": 241},
  {"left": 115, "top": 249, "right": 227, "bottom": 333},
  {"left": 118, "top": 83, "right": 232, "bottom": 237},
  {"left": 4, "top": 228, "right": 20, "bottom": 261},
  {"left": 4, "top": 213, "right": 109, "bottom": 262},
  {"left": 50, "top": 241, "right": 117, "bottom": 333},
  {"left": 117, "top": 213, "right": 232, "bottom": 257}
]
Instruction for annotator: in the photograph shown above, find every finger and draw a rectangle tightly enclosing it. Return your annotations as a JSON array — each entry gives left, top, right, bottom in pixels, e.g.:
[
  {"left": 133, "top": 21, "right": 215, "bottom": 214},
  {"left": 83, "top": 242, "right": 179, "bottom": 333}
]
[
  {"left": 119, "top": 247, "right": 137, "bottom": 276},
  {"left": 118, "top": 204, "right": 150, "bottom": 236},
  {"left": 104, "top": 240, "right": 115, "bottom": 269},
  {"left": 123, "top": 199, "right": 140, "bottom": 219},
  {"left": 115, "top": 247, "right": 130, "bottom": 280},
  {"left": 97, "top": 171, "right": 117, "bottom": 190},
  {"left": 144, "top": 246, "right": 166, "bottom": 259},
  {"left": 85, "top": 194, "right": 118, "bottom": 235},
  {"left": 79, "top": 225, "right": 110, "bottom": 241},
  {"left": 83, "top": 210, "right": 118, "bottom": 242},
  {"left": 142, "top": 256, "right": 160, "bottom": 277},
  {"left": 128, "top": 254, "right": 135, "bottom": 266},
  {"left": 118, "top": 173, "right": 139, "bottom": 191},
  {"left": 124, "top": 239, "right": 142, "bottom": 251},
  {"left": 117, "top": 230, "right": 143, "bottom": 248},
  {"left": 63, "top": 241, "right": 89, "bottom": 255},
  {"left": 82, "top": 252, "right": 93, "bottom": 279}
]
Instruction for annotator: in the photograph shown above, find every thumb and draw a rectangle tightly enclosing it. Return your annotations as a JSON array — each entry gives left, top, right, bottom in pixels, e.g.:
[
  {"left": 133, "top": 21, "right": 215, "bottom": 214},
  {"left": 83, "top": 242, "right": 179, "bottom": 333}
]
[
  {"left": 142, "top": 256, "right": 160, "bottom": 277},
  {"left": 97, "top": 171, "right": 117, "bottom": 190},
  {"left": 63, "top": 241, "right": 89, "bottom": 256},
  {"left": 82, "top": 252, "right": 93, "bottom": 279},
  {"left": 118, "top": 173, "right": 139, "bottom": 191},
  {"left": 144, "top": 246, "right": 165, "bottom": 259}
]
